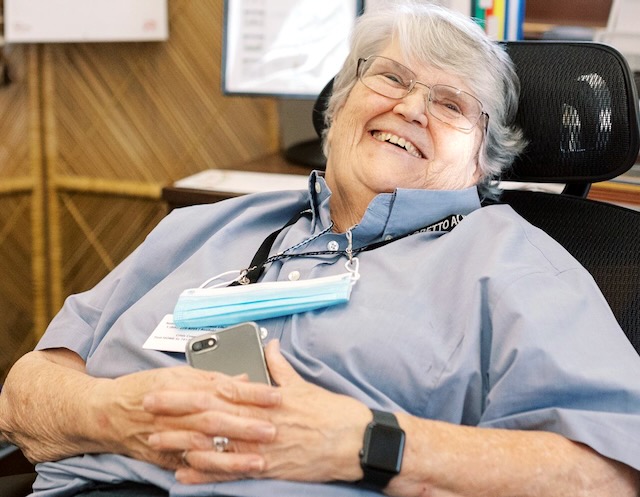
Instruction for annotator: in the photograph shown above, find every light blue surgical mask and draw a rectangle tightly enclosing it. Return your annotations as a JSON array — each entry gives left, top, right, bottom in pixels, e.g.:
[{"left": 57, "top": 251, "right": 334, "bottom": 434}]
[{"left": 173, "top": 259, "right": 360, "bottom": 329}]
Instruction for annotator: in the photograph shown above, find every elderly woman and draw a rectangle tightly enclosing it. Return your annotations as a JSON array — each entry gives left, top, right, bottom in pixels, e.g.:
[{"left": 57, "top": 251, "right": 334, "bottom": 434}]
[{"left": 1, "top": 2, "right": 640, "bottom": 496}]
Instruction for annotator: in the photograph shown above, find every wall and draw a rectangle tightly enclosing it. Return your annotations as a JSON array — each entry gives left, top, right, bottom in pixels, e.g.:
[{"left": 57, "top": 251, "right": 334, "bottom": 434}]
[{"left": 0, "top": 0, "right": 280, "bottom": 381}]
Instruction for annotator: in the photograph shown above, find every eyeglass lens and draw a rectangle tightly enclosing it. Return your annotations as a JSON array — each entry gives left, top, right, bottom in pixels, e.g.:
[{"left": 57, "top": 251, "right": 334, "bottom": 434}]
[{"left": 358, "top": 56, "right": 484, "bottom": 130}]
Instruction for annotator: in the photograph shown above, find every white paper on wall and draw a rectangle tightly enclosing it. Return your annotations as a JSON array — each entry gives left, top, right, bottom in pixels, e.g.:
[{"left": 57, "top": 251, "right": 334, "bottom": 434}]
[{"left": 4, "top": 0, "right": 169, "bottom": 43}]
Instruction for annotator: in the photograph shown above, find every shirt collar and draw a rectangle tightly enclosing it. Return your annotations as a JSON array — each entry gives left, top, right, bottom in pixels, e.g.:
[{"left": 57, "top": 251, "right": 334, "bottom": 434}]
[
  {"left": 307, "top": 171, "right": 333, "bottom": 229},
  {"left": 306, "top": 171, "right": 482, "bottom": 246}
]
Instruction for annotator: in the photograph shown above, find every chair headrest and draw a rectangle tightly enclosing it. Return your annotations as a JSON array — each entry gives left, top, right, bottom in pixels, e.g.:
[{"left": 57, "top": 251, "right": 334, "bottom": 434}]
[
  {"left": 313, "top": 41, "right": 640, "bottom": 184},
  {"left": 312, "top": 79, "right": 333, "bottom": 139}
]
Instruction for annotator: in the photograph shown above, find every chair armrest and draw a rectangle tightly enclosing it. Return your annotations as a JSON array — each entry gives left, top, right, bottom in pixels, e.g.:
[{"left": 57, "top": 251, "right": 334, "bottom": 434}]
[{"left": 0, "top": 443, "right": 35, "bottom": 477}]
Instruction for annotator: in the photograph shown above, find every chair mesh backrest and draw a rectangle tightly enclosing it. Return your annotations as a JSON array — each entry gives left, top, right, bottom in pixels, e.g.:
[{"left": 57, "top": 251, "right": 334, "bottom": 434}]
[
  {"left": 500, "top": 42, "right": 640, "bottom": 353},
  {"left": 502, "top": 190, "right": 640, "bottom": 354},
  {"left": 504, "top": 41, "right": 639, "bottom": 184}
]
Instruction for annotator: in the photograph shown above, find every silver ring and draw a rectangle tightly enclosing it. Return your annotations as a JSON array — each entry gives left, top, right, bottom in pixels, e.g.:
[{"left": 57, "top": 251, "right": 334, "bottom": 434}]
[
  {"left": 213, "top": 436, "right": 229, "bottom": 453},
  {"left": 181, "top": 450, "right": 190, "bottom": 467}
]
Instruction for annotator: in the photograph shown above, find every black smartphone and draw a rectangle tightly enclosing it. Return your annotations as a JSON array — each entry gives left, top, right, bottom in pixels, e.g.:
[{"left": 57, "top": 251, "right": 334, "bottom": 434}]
[{"left": 185, "top": 321, "right": 271, "bottom": 384}]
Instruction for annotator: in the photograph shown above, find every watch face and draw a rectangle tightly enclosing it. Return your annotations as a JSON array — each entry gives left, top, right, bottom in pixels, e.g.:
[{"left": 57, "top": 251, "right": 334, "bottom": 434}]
[{"left": 365, "top": 424, "right": 405, "bottom": 472}]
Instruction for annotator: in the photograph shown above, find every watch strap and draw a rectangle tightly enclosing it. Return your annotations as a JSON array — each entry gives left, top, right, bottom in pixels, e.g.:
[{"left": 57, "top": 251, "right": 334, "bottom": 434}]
[
  {"left": 370, "top": 409, "right": 399, "bottom": 426},
  {"left": 359, "top": 409, "right": 404, "bottom": 490}
]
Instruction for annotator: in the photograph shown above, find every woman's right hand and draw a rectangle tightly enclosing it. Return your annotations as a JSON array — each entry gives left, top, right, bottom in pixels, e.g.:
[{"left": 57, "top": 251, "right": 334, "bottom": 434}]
[
  {"left": 0, "top": 348, "right": 279, "bottom": 469},
  {"left": 94, "top": 365, "right": 280, "bottom": 470}
]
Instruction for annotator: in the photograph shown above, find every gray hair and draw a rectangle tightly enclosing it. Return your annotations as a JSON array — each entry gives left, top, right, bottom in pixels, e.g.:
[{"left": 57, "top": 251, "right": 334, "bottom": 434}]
[{"left": 322, "top": 0, "right": 526, "bottom": 200}]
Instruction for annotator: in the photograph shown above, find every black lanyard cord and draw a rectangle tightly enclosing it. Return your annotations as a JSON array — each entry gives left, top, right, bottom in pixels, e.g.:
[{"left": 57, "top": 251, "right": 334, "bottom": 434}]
[
  {"left": 231, "top": 207, "right": 464, "bottom": 286},
  {"left": 229, "top": 208, "right": 311, "bottom": 286}
]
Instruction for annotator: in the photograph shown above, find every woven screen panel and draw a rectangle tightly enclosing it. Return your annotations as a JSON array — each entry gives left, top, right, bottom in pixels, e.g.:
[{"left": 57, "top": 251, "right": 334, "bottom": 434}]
[
  {"left": 0, "top": 46, "right": 44, "bottom": 382},
  {"left": 0, "top": 46, "right": 33, "bottom": 181},
  {"left": 0, "top": 1, "right": 282, "bottom": 377},
  {"left": 42, "top": 0, "right": 280, "bottom": 314},
  {"left": 0, "top": 196, "right": 37, "bottom": 382},
  {"left": 45, "top": 0, "right": 279, "bottom": 185},
  {"left": 55, "top": 193, "right": 167, "bottom": 302}
]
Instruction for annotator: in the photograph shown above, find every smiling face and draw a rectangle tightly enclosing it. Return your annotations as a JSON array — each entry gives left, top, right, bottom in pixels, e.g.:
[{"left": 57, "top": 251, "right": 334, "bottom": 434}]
[{"left": 325, "top": 41, "right": 485, "bottom": 230}]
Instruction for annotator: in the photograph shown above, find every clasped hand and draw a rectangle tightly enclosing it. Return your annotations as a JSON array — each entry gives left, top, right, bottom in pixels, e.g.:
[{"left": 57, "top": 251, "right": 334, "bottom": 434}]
[{"left": 142, "top": 340, "right": 369, "bottom": 485}]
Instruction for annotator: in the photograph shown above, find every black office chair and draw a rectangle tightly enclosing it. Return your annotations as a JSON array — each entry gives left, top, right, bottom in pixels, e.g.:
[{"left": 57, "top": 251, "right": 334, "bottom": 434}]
[
  {"left": 314, "top": 40, "right": 640, "bottom": 353},
  {"left": 2, "top": 41, "right": 639, "bottom": 496},
  {"left": 499, "top": 41, "right": 640, "bottom": 351},
  {"left": 0, "top": 442, "right": 36, "bottom": 497}
]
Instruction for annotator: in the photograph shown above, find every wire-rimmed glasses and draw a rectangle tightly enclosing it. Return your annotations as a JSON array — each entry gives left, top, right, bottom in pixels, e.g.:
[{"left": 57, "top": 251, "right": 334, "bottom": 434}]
[{"left": 357, "top": 56, "right": 489, "bottom": 132}]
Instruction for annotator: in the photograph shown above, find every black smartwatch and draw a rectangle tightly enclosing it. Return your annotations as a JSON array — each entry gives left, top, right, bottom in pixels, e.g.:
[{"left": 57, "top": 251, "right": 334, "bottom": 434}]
[{"left": 359, "top": 409, "right": 405, "bottom": 490}]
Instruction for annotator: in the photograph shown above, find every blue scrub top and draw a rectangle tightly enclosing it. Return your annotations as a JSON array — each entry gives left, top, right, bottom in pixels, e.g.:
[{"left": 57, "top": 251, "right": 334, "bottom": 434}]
[{"left": 33, "top": 173, "right": 640, "bottom": 496}]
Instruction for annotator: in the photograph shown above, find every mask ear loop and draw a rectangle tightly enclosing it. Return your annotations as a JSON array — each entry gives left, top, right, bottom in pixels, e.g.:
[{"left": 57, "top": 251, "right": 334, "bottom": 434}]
[
  {"left": 198, "top": 270, "right": 244, "bottom": 289},
  {"left": 345, "top": 257, "right": 360, "bottom": 283},
  {"left": 345, "top": 230, "right": 360, "bottom": 283}
]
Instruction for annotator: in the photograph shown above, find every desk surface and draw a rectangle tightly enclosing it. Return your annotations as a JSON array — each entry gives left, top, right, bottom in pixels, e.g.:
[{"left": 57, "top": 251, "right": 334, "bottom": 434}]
[
  {"left": 162, "top": 153, "right": 312, "bottom": 209},
  {"left": 588, "top": 179, "right": 640, "bottom": 209},
  {"left": 162, "top": 152, "right": 640, "bottom": 210}
]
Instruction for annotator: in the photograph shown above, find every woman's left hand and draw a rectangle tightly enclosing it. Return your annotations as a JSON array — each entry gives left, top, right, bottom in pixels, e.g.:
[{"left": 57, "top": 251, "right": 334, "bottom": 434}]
[{"left": 145, "top": 340, "right": 371, "bottom": 485}]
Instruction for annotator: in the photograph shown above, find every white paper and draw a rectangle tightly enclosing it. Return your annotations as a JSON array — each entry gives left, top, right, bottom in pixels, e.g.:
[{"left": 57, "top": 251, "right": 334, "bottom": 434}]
[
  {"left": 174, "top": 169, "right": 309, "bottom": 194},
  {"left": 143, "top": 314, "right": 222, "bottom": 353},
  {"left": 5, "top": 0, "right": 168, "bottom": 43}
]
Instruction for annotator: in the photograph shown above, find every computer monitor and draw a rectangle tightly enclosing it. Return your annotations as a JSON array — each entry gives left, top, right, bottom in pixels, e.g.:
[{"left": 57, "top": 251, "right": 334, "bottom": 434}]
[{"left": 222, "top": 0, "right": 364, "bottom": 167}]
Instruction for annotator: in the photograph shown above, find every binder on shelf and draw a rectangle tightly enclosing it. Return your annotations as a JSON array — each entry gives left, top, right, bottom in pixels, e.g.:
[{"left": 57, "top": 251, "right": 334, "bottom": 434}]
[
  {"left": 505, "top": 0, "right": 525, "bottom": 41},
  {"left": 473, "top": 0, "right": 489, "bottom": 30},
  {"left": 472, "top": 0, "right": 524, "bottom": 41},
  {"left": 487, "top": 0, "right": 506, "bottom": 40}
]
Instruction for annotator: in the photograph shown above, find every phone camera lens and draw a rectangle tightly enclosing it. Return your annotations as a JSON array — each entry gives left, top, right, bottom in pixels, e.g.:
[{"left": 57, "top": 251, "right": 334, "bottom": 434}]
[{"left": 191, "top": 336, "right": 217, "bottom": 353}]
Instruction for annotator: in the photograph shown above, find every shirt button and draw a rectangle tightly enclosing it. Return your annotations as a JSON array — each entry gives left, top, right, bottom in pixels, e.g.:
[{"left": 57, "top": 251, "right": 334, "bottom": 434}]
[
  {"left": 315, "top": 181, "right": 322, "bottom": 194},
  {"left": 288, "top": 270, "right": 301, "bottom": 281},
  {"left": 327, "top": 240, "right": 340, "bottom": 251},
  {"left": 384, "top": 235, "right": 393, "bottom": 241}
]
